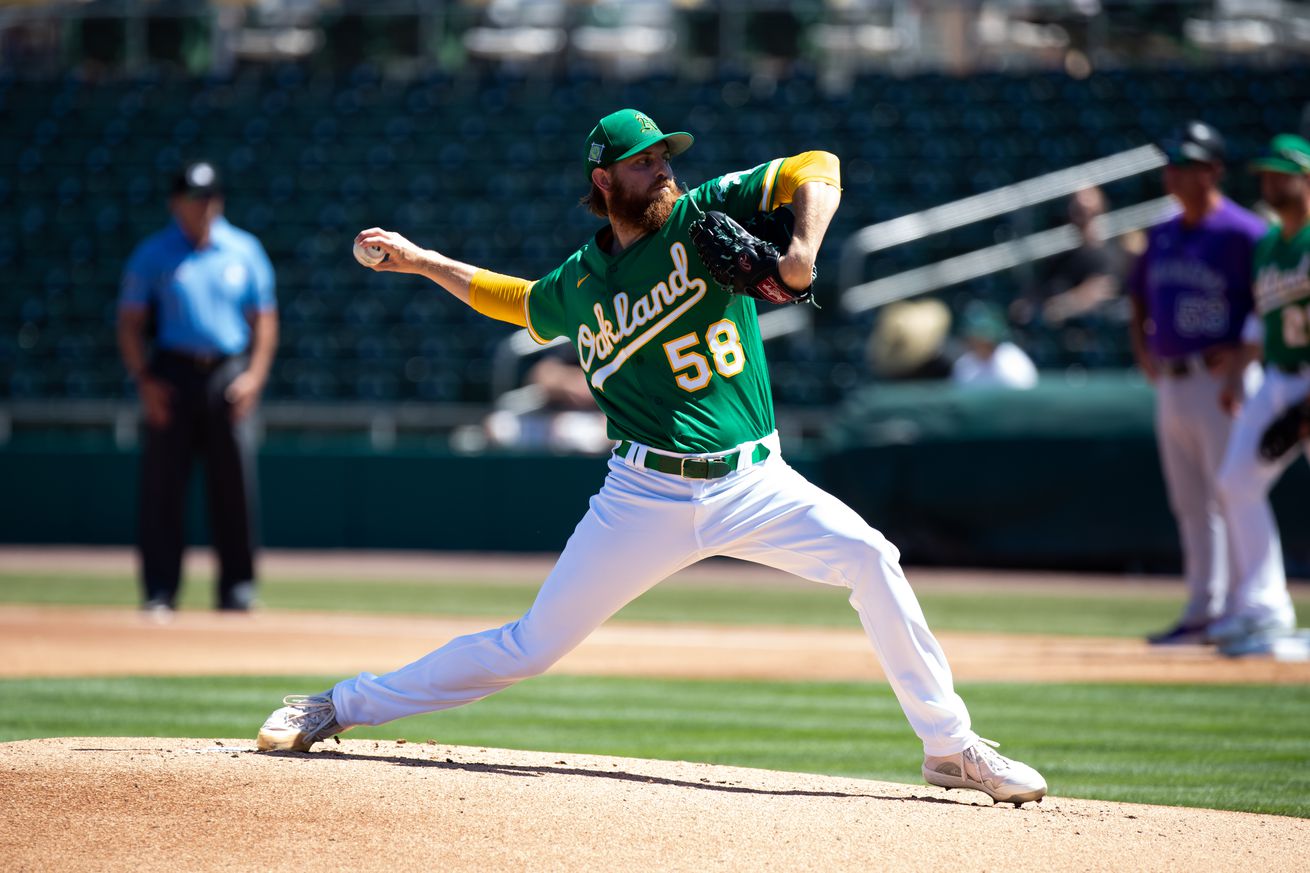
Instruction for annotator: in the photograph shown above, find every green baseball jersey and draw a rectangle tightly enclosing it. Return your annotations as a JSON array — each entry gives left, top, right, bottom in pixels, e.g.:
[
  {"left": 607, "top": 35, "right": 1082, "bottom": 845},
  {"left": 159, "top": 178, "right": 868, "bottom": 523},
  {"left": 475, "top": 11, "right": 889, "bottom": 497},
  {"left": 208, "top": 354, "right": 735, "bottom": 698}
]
[
  {"left": 1253, "top": 223, "right": 1310, "bottom": 368},
  {"left": 526, "top": 159, "right": 790, "bottom": 452}
]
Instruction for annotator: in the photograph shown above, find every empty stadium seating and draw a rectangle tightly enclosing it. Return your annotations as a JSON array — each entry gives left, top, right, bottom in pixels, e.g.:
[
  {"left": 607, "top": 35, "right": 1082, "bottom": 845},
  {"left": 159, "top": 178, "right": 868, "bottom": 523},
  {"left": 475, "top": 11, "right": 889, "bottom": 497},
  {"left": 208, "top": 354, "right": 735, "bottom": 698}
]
[{"left": 3, "top": 63, "right": 1307, "bottom": 405}]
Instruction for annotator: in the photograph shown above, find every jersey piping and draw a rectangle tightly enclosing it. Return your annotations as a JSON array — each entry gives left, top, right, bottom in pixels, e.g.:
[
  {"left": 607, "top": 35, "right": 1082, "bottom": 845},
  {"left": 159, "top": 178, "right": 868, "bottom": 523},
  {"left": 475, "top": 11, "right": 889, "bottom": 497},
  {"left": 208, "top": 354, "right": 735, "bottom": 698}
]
[
  {"left": 522, "top": 281, "right": 549, "bottom": 344},
  {"left": 759, "top": 158, "right": 783, "bottom": 212}
]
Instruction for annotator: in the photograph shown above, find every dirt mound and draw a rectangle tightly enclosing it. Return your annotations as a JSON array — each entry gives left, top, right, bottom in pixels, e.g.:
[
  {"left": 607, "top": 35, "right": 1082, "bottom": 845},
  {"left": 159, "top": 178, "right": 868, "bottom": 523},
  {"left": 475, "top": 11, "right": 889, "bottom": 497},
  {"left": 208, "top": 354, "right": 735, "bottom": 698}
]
[{"left": 3, "top": 737, "right": 1305, "bottom": 872}]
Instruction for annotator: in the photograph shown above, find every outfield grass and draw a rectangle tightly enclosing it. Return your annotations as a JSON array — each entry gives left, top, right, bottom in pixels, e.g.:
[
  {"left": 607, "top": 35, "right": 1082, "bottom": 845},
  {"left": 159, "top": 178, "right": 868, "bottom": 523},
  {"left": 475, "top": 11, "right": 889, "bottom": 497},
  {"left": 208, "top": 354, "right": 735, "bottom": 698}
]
[
  {"left": 6, "top": 570, "right": 1309, "bottom": 638},
  {"left": 1, "top": 674, "right": 1307, "bottom": 818}
]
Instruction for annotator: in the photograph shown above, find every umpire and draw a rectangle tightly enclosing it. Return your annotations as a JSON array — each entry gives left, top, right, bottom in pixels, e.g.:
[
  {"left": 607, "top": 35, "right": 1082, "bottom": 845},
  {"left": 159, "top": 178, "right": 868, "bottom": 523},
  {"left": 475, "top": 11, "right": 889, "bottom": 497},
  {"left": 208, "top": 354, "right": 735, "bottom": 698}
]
[{"left": 116, "top": 161, "right": 278, "bottom": 615}]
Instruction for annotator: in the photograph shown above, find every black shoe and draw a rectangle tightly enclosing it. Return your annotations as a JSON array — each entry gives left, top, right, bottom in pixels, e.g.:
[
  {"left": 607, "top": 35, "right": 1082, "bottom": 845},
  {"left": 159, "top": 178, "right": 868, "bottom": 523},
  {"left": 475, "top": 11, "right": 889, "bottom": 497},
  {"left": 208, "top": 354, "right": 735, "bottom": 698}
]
[
  {"left": 1147, "top": 621, "right": 1210, "bottom": 646},
  {"left": 218, "top": 581, "right": 257, "bottom": 612}
]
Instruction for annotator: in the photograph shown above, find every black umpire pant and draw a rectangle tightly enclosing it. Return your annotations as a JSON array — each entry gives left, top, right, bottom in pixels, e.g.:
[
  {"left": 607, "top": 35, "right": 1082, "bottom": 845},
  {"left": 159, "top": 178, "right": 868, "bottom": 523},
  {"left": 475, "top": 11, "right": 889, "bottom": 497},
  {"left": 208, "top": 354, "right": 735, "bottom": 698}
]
[{"left": 138, "top": 350, "right": 259, "bottom": 610}]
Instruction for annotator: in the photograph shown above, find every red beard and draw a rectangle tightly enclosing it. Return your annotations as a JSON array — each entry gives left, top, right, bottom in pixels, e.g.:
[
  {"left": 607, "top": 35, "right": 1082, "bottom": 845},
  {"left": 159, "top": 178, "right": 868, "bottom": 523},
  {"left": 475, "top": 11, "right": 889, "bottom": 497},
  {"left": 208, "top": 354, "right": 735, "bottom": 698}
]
[{"left": 609, "top": 176, "right": 681, "bottom": 234}]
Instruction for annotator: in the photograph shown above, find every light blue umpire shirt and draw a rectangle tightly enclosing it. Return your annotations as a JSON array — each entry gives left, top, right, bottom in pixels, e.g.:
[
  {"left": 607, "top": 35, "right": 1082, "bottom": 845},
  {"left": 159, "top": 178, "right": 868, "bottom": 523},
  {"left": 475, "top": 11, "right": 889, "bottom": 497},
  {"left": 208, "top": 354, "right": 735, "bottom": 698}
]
[{"left": 119, "top": 215, "right": 276, "bottom": 357}]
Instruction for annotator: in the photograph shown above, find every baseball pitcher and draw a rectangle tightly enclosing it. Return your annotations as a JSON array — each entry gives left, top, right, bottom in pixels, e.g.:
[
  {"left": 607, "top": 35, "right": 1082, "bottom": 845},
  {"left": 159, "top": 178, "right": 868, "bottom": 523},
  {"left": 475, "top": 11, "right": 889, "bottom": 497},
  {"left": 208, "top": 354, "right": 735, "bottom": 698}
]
[{"left": 257, "top": 109, "right": 1047, "bottom": 805}]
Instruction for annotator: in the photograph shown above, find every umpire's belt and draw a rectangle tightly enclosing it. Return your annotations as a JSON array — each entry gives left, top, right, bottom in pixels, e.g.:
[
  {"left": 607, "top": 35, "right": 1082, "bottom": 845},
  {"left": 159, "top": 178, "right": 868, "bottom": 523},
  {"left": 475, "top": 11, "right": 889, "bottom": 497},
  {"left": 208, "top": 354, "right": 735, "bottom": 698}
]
[
  {"left": 157, "top": 349, "right": 233, "bottom": 373},
  {"left": 615, "top": 439, "right": 772, "bottom": 480}
]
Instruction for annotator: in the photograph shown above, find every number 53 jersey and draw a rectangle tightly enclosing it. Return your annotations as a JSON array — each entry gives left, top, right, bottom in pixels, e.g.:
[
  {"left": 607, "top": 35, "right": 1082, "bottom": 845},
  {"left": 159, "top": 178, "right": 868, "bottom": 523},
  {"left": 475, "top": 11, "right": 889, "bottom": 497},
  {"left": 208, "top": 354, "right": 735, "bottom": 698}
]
[{"left": 525, "top": 161, "right": 790, "bottom": 453}]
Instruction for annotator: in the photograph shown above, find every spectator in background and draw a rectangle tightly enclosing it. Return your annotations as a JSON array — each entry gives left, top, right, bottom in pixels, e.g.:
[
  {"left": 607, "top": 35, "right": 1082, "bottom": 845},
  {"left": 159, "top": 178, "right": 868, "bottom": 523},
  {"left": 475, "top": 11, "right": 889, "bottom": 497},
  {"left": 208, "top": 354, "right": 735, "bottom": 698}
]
[
  {"left": 1127, "top": 121, "right": 1268, "bottom": 646},
  {"left": 484, "top": 346, "right": 609, "bottom": 454},
  {"left": 116, "top": 162, "right": 278, "bottom": 619},
  {"left": 866, "top": 298, "right": 954, "bottom": 381},
  {"left": 1014, "top": 186, "right": 1131, "bottom": 327},
  {"left": 950, "top": 301, "right": 1038, "bottom": 389}
]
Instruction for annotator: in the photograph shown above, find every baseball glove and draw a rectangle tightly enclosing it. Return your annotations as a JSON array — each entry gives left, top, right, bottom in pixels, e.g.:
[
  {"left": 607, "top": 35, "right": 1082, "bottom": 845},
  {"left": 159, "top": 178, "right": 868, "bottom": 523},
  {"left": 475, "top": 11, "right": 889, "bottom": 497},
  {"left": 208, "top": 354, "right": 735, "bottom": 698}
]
[
  {"left": 1257, "top": 398, "right": 1310, "bottom": 462},
  {"left": 689, "top": 209, "right": 815, "bottom": 306}
]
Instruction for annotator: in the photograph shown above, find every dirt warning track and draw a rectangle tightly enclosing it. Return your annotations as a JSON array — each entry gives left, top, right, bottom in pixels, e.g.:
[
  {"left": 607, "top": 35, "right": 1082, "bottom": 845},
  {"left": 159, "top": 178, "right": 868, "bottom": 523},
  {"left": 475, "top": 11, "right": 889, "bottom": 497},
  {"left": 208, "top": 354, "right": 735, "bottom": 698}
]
[{"left": 2, "top": 604, "right": 1308, "bottom": 685}]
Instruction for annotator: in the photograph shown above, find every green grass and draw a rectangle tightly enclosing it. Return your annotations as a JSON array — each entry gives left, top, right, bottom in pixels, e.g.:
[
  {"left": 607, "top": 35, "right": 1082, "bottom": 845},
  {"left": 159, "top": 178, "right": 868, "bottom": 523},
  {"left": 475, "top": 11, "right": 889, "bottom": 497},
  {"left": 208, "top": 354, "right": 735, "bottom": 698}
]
[
  {"left": 1, "top": 674, "right": 1307, "bottom": 817},
  {"left": 6, "top": 570, "right": 1308, "bottom": 638},
  {"left": 5, "top": 570, "right": 1308, "bottom": 817}
]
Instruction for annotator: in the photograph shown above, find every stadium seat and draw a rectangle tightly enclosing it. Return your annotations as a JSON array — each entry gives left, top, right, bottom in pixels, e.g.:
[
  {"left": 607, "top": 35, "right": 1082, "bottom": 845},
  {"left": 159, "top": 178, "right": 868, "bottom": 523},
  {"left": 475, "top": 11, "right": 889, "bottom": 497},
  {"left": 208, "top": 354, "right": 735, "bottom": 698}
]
[{"left": 5, "top": 64, "right": 1309, "bottom": 404}]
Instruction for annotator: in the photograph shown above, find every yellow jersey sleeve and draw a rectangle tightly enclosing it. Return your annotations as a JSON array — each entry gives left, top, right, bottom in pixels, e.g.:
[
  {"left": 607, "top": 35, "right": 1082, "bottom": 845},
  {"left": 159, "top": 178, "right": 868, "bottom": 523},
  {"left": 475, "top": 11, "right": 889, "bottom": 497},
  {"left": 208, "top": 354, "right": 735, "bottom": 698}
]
[
  {"left": 769, "top": 151, "right": 841, "bottom": 210},
  {"left": 469, "top": 269, "right": 532, "bottom": 328}
]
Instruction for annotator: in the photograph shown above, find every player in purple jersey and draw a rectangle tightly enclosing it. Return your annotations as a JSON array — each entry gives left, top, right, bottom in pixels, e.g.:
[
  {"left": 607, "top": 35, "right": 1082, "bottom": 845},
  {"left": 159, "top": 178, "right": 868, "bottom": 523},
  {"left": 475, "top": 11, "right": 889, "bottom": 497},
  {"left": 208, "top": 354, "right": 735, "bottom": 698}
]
[{"left": 1127, "top": 121, "right": 1269, "bottom": 645}]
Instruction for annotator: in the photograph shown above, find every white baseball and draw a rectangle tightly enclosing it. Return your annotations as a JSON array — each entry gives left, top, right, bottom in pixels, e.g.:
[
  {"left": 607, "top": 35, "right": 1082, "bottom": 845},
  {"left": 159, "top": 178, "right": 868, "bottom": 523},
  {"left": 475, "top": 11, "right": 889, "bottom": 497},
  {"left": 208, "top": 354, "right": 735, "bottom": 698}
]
[{"left": 353, "top": 240, "right": 387, "bottom": 267}]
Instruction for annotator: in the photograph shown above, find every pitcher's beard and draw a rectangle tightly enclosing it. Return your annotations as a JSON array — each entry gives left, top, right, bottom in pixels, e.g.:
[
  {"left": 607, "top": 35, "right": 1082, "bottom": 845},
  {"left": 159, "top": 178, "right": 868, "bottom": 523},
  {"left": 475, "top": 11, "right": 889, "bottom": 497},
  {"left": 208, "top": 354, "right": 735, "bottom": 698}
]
[{"left": 610, "top": 178, "right": 682, "bottom": 234}]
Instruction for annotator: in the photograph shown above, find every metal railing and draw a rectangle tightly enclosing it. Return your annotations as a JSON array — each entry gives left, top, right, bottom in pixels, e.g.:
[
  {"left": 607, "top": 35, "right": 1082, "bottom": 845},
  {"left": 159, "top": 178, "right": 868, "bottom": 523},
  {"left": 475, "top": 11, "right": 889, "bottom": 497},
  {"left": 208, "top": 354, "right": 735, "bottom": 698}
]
[
  {"left": 842, "top": 196, "right": 1176, "bottom": 314},
  {"left": 837, "top": 144, "right": 1168, "bottom": 305}
]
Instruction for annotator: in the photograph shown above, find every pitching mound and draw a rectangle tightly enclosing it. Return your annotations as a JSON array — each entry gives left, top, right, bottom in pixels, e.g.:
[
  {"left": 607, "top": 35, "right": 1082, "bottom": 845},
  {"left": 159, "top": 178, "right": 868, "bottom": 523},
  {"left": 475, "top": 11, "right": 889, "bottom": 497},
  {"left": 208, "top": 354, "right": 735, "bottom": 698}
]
[{"left": 3, "top": 738, "right": 1305, "bottom": 872}]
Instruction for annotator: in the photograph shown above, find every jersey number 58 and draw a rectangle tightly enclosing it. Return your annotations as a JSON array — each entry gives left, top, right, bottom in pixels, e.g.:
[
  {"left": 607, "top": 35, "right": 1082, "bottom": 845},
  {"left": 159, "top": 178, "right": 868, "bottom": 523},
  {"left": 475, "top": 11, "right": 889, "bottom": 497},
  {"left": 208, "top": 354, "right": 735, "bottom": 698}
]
[{"left": 663, "top": 320, "right": 746, "bottom": 392}]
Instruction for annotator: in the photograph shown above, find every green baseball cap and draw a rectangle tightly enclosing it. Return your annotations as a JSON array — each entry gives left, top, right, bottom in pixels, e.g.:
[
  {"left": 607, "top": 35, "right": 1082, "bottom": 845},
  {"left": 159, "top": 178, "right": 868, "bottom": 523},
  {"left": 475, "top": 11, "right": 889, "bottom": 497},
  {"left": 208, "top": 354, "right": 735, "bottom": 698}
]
[
  {"left": 960, "top": 302, "right": 1010, "bottom": 343},
  {"left": 1249, "top": 133, "right": 1310, "bottom": 175},
  {"left": 582, "top": 109, "right": 693, "bottom": 181}
]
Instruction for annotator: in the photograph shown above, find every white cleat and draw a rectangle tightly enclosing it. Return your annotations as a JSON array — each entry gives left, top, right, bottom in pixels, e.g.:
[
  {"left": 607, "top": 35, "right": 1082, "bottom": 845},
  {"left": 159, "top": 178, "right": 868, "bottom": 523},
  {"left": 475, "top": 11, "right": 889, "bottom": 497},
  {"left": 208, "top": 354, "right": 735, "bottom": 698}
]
[
  {"left": 256, "top": 694, "right": 344, "bottom": 752},
  {"left": 1208, "top": 612, "right": 1294, "bottom": 647},
  {"left": 923, "top": 738, "right": 1047, "bottom": 806}
]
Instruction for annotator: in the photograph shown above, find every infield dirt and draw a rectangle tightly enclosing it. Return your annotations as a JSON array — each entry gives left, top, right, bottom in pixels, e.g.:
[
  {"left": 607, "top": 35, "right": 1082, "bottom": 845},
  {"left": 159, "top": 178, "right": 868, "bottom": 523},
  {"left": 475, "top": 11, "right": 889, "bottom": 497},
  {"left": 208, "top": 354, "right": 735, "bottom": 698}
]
[
  {"left": 4, "top": 603, "right": 1310, "bottom": 684},
  {"left": 3, "top": 547, "right": 1308, "bottom": 685},
  {"left": 4, "top": 737, "right": 1308, "bottom": 873}
]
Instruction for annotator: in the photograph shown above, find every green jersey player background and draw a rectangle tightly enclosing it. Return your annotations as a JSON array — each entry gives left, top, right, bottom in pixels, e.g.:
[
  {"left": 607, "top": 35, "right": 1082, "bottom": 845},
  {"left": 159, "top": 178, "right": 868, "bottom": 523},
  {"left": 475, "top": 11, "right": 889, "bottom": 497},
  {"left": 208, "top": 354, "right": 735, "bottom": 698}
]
[
  {"left": 1213, "top": 133, "right": 1310, "bottom": 655},
  {"left": 258, "top": 109, "right": 1048, "bottom": 806}
]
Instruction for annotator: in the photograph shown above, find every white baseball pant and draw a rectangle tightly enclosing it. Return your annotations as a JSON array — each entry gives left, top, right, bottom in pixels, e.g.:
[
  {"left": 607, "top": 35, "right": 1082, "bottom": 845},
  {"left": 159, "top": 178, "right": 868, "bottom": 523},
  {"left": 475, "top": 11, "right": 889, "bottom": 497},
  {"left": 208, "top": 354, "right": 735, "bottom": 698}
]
[
  {"left": 331, "top": 432, "right": 979, "bottom": 757},
  {"left": 1154, "top": 360, "right": 1263, "bottom": 625},
  {"left": 1215, "top": 364, "right": 1310, "bottom": 625}
]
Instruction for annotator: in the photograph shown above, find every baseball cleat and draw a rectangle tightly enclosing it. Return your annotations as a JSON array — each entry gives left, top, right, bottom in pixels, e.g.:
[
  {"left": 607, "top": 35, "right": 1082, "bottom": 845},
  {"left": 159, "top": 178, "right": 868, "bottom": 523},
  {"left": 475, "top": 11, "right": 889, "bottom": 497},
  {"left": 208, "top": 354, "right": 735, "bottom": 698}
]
[
  {"left": 923, "top": 738, "right": 1047, "bottom": 806},
  {"left": 1217, "top": 624, "right": 1302, "bottom": 658},
  {"left": 257, "top": 694, "right": 344, "bottom": 752},
  {"left": 1146, "top": 621, "right": 1211, "bottom": 646},
  {"left": 1207, "top": 612, "right": 1294, "bottom": 646}
]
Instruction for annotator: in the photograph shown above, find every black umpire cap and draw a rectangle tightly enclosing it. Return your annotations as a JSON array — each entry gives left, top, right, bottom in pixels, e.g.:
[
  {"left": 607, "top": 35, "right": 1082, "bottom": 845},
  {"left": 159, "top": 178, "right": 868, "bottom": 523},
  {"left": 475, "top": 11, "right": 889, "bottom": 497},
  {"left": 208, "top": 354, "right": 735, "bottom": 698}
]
[
  {"left": 171, "top": 161, "right": 222, "bottom": 197},
  {"left": 1162, "top": 121, "right": 1226, "bottom": 165}
]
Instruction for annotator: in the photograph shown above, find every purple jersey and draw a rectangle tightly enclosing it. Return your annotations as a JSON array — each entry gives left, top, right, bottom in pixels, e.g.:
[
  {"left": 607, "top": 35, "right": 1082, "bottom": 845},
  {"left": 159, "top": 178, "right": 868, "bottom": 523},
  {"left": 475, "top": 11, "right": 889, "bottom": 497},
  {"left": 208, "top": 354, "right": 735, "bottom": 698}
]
[{"left": 1128, "top": 197, "right": 1266, "bottom": 359}]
